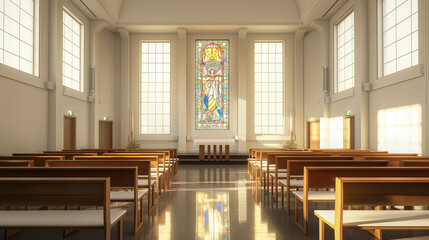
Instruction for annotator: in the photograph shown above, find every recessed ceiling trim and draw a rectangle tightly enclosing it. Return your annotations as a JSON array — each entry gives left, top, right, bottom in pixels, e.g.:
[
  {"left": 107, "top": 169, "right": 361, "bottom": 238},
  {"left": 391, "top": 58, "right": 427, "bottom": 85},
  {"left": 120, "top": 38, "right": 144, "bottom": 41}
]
[
  {"left": 322, "top": 0, "right": 339, "bottom": 18},
  {"left": 79, "top": 0, "right": 97, "bottom": 18}
]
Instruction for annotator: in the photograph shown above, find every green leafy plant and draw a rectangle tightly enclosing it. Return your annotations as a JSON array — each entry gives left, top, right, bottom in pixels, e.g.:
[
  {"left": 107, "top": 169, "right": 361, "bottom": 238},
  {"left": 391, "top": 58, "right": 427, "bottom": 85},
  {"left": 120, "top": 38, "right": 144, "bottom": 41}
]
[
  {"left": 282, "top": 139, "right": 298, "bottom": 150},
  {"left": 125, "top": 138, "right": 141, "bottom": 151}
]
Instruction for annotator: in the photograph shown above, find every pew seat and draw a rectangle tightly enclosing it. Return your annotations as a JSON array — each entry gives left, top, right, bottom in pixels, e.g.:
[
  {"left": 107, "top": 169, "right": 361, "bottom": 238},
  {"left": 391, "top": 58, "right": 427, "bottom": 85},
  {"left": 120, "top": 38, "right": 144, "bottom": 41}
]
[
  {"left": 138, "top": 179, "right": 149, "bottom": 187},
  {"left": 111, "top": 190, "right": 146, "bottom": 201},
  {"left": 0, "top": 177, "right": 124, "bottom": 240},
  {"left": 314, "top": 177, "right": 429, "bottom": 240},
  {"left": 0, "top": 210, "right": 126, "bottom": 228},
  {"left": 314, "top": 210, "right": 429, "bottom": 229},
  {"left": 293, "top": 191, "right": 335, "bottom": 201},
  {"left": 278, "top": 179, "right": 303, "bottom": 187}
]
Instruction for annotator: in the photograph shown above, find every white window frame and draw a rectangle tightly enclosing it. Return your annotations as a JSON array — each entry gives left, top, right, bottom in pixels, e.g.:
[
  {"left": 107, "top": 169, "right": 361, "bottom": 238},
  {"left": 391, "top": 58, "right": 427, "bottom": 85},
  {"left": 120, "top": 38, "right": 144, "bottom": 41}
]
[
  {"left": 139, "top": 40, "right": 171, "bottom": 135},
  {"left": 253, "top": 40, "right": 285, "bottom": 135},
  {"left": 378, "top": 0, "right": 419, "bottom": 78},
  {"left": 62, "top": 7, "right": 83, "bottom": 93},
  {"left": 0, "top": 0, "right": 39, "bottom": 77},
  {"left": 334, "top": 9, "right": 355, "bottom": 94}
]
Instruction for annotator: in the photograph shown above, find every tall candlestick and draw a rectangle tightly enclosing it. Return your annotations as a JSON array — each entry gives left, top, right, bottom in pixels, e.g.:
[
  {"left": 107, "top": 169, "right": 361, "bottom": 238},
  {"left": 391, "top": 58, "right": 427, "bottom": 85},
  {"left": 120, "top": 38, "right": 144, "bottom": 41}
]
[
  {"left": 290, "top": 109, "right": 294, "bottom": 140},
  {"left": 131, "top": 108, "right": 134, "bottom": 140}
]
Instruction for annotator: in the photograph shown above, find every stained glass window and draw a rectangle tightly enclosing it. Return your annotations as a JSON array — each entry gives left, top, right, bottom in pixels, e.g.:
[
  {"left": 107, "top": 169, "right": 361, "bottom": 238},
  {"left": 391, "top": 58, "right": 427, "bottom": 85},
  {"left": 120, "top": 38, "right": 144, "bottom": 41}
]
[{"left": 195, "top": 40, "right": 229, "bottom": 130}]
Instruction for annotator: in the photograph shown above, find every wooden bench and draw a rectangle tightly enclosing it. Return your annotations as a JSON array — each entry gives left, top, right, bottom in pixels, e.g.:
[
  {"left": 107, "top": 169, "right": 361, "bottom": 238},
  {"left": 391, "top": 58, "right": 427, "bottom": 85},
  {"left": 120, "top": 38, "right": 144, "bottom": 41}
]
[
  {"left": 0, "top": 177, "right": 125, "bottom": 240},
  {"left": 115, "top": 148, "right": 178, "bottom": 176},
  {"left": 124, "top": 149, "right": 179, "bottom": 176},
  {"left": 0, "top": 156, "right": 63, "bottom": 166},
  {"left": 78, "top": 155, "right": 166, "bottom": 197},
  {"left": 315, "top": 177, "right": 429, "bottom": 240},
  {"left": 72, "top": 155, "right": 163, "bottom": 199},
  {"left": 296, "top": 166, "right": 429, "bottom": 236},
  {"left": 44, "top": 150, "right": 111, "bottom": 156},
  {"left": 264, "top": 153, "right": 332, "bottom": 195},
  {"left": 105, "top": 152, "right": 172, "bottom": 187},
  {"left": 0, "top": 160, "right": 34, "bottom": 167},
  {"left": 0, "top": 167, "right": 144, "bottom": 235},
  {"left": 338, "top": 152, "right": 417, "bottom": 160},
  {"left": 253, "top": 150, "right": 320, "bottom": 185},
  {"left": 273, "top": 156, "right": 353, "bottom": 202},
  {"left": 45, "top": 160, "right": 156, "bottom": 214},
  {"left": 365, "top": 156, "right": 429, "bottom": 166},
  {"left": 13, "top": 152, "right": 96, "bottom": 160},
  {"left": 399, "top": 160, "right": 429, "bottom": 167}
]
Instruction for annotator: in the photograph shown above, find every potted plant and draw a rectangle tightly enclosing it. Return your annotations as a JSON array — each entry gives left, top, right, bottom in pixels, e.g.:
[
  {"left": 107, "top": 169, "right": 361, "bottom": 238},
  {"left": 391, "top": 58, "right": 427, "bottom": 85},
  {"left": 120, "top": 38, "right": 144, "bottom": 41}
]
[
  {"left": 125, "top": 138, "right": 141, "bottom": 151},
  {"left": 282, "top": 139, "right": 298, "bottom": 150}
]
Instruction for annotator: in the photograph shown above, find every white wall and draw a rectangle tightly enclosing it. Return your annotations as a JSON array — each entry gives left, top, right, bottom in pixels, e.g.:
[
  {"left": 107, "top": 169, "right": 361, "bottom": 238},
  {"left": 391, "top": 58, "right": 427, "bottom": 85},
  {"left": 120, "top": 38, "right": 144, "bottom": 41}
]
[
  {"left": 119, "top": 0, "right": 301, "bottom": 26},
  {"left": 99, "top": 29, "right": 119, "bottom": 146},
  {"left": 0, "top": 79, "right": 48, "bottom": 154},
  {"left": 303, "top": 30, "right": 324, "bottom": 121},
  {"left": 302, "top": 0, "right": 429, "bottom": 154}
]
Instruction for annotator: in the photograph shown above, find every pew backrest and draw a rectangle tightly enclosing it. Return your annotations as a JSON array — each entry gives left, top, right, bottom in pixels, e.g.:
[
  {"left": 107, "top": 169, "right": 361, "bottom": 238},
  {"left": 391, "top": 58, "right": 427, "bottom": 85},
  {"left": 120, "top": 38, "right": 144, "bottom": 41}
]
[
  {"left": 0, "top": 156, "right": 63, "bottom": 166},
  {"left": 13, "top": 153, "right": 96, "bottom": 160},
  {"left": 0, "top": 167, "right": 137, "bottom": 189},
  {"left": 0, "top": 160, "right": 33, "bottom": 167},
  {"left": 305, "top": 166, "right": 429, "bottom": 189}
]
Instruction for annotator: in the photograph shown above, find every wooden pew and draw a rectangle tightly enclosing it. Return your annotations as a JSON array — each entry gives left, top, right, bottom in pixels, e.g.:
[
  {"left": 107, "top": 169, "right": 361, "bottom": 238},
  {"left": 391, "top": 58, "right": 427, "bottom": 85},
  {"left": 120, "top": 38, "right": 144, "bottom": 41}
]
[
  {"left": 13, "top": 152, "right": 96, "bottom": 160},
  {"left": 44, "top": 150, "right": 111, "bottom": 156},
  {"left": 45, "top": 160, "right": 156, "bottom": 214},
  {"left": 273, "top": 156, "right": 353, "bottom": 202},
  {"left": 0, "top": 177, "right": 125, "bottom": 240},
  {"left": 253, "top": 150, "right": 318, "bottom": 185},
  {"left": 0, "top": 160, "right": 33, "bottom": 167},
  {"left": 115, "top": 148, "right": 178, "bottom": 176},
  {"left": 365, "top": 156, "right": 429, "bottom": 167},
  {"left": 125, "top": 149, "right": 178, "bottom": 176},
  {"left": 338, "top": 152, "right": 417, "bottom": 160},
  {"left": 0, "top": 167, "right": 144, "bottom": 235},
  {"left": 247, "top": 148, "right": 285, "bottom": 174},
  {"left": 399, "top": 160, "right": 429, "bottom": 166},
  {"left": 264, "top": 153, "right": 331, "bottom": 193},
  {"left": 103, "top": 152, "right": 171, "bottom": 190},
  {"left": 315, "top": 177, "right": 429, "bottom": 240},
  {"left": 72, "top": 155, "right": 163, "bottom": 199},
  {"left": 0, "top": 156, "right": 63, "bottom": 166},
  {"left": 296, "top": 166, "right": 429, "bottom": 236}
]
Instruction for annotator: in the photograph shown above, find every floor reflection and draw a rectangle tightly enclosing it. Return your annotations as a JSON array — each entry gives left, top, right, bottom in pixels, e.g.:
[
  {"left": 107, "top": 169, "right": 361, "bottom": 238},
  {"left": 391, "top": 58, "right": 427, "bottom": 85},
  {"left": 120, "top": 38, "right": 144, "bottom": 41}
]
[{"left": 196, "top": 192, "right": 229, "bottom": 240}]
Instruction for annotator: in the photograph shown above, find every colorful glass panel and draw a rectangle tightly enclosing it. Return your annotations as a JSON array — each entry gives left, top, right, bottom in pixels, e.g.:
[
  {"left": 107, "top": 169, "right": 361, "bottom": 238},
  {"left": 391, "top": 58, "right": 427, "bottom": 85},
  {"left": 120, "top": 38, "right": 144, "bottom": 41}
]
[{"left": 196, "top": 40, "right": 229, "bottom": 130}]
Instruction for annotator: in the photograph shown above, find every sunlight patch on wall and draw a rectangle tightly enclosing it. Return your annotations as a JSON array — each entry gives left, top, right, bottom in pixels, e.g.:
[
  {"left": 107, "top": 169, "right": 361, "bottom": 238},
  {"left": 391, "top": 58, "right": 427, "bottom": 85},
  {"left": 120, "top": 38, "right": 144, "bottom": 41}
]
[
  {"left": 320, "top": 116, "right": 343, "bottom": 148},
  {"left": 377, "top": 104, "right": 422, "bottom": 154}
]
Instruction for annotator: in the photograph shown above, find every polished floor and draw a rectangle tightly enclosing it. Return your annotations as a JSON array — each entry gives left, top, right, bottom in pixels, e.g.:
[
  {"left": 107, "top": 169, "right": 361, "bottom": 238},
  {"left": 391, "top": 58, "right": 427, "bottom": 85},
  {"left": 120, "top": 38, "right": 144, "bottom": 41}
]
[{"left": 4, "top": 164, "right": 429, "bottom": 240}]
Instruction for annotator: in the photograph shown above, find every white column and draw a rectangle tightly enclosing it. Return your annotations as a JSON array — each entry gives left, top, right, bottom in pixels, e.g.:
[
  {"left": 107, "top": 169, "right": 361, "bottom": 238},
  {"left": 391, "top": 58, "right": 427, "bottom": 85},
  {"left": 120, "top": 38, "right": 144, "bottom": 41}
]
[
  {"left": 118, "top": 28, "right": 130, "bottom": 147},
  {"left": 237, "top": 28, "right": 247, "bottom": 153},
  {"left": 311, "top": 20, "right": 330, "bottom": 120},
  {"left": 294, "top": 28, "right": 308, "bottom": 148},
  {"left": 88, "top": 20, "right": 108, "bottom": 148},
  {"left": 177, "top": 28, "right": 187, "bottom": 153},
  {"left": 354, "top": 0, "right": 369, "bottom": 149},
  {"left": 47, "top": 0, "right": 63, "bottom": 150}
]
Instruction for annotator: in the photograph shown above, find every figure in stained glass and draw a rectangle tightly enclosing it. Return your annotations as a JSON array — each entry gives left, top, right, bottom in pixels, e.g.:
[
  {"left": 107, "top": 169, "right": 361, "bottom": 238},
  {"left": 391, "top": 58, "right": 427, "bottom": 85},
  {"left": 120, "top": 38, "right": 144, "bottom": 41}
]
[{"left": 196, "top": 40, "right": 229, "bottom": 129}]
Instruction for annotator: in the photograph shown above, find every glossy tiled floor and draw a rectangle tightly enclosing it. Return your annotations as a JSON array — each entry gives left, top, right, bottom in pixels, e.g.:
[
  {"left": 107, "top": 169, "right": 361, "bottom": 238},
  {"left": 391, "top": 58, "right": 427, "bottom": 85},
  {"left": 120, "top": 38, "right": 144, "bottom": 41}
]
[{"left": 4, "top": 164, "right": 429, "bottom": 240}]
